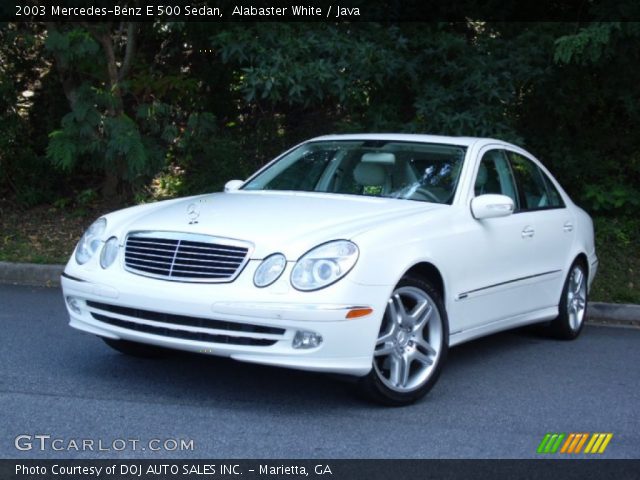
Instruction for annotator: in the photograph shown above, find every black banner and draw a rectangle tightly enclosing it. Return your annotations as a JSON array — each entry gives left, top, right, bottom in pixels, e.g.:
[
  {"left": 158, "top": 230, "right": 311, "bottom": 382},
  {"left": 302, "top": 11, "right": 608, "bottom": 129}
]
[
  {"left": 2, "top": 0, "right": 640, "bottom": 22},
  {"left": 2, "top": 460, "right": 640, "bottom": 480}
]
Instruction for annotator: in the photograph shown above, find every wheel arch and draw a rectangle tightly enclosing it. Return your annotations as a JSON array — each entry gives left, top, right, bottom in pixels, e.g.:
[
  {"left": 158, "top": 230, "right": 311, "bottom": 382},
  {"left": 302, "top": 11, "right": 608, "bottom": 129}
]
[
  {"left": 558, "top": 252, "right": 590, "bottom": 306},
  {"left": 574, "top": 252, "right": 589, "bottom": 274},
  {"left": 402, "top": 262, "right": 446, "bottom": 302}
]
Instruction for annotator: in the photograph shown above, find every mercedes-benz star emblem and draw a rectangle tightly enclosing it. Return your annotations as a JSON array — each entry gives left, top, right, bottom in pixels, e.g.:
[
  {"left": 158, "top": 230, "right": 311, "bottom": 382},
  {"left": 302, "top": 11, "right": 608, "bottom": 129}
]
[{"left": 186, "top": 203, "right": 200, "bottom": 224}]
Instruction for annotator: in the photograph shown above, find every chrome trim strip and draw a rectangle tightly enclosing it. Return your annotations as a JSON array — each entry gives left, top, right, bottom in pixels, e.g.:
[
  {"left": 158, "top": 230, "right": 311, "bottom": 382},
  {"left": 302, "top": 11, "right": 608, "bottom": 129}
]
[
  {"left": 213, "top": 302, "right": 372, "bottom": 312},
  {"left": 457, "top": 269, "right": 562, "bottom": 300}
]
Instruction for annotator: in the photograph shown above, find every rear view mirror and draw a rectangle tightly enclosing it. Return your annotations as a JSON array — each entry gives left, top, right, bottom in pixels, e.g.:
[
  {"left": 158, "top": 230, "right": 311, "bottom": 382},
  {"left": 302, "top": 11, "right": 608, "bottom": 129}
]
[
  {"left": 471, "top": 194, "right": 514, "bottom": 220},
  {"left": 224, "top": 179, "right": 244, "bottom": 192}
]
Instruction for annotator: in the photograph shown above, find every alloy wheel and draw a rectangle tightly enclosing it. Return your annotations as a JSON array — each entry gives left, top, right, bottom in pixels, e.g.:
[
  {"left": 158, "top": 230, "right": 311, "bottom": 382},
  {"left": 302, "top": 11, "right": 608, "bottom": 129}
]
[
  {"left": 373, "top": 286, "right": 443, "bottom": 392},
  {"left": 567, "top": 265, "right": 587, "bottom": 331}
]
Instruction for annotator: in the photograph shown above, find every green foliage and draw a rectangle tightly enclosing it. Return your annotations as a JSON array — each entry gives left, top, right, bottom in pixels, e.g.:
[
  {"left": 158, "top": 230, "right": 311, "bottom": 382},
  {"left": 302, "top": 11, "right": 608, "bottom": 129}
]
[
  {"left": 1, "top": 19, "right": 639, "bottom": 222},
  {"left": 176, "top": 113, "right": 250, "bottom": 194},
  {"left": 46, "top": 86, "right": 159, "bottom": 181},
  {"left": 554, "top": 23, "right": 620, "bottom": 65},
  {"left": 1, "top": 18, "right": 640, "bottom": 304},
  {"left": 44, "top": 28, "right": 99, "bottom": 66},
  {"left": 584, "top": 183, "right": 640, "bottom": 213},
  {"left": 591, "top": 216, "right": 640, "bottom": 304}
]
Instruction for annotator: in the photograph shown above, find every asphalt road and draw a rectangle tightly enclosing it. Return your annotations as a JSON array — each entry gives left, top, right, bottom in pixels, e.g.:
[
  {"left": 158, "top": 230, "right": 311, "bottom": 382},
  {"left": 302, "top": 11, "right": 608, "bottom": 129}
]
[{"left": 1, "top": 284, "right": 638, "bottom": 459}]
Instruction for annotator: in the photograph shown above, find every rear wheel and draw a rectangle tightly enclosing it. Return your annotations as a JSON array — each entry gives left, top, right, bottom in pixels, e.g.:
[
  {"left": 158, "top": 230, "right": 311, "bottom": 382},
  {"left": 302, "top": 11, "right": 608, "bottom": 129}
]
[
  {"left": 359, "top": 276, "right": 448, "bottom": 406},
  {"left": 549, "top": 261, "right": 588, "bottom": 340},
  {"left": 101, "top": 337, "right": 173, "bottom": 358}
]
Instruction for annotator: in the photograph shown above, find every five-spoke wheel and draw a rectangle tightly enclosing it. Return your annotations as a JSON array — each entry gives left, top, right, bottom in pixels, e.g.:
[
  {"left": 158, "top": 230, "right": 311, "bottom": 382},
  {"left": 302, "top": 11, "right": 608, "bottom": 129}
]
[
  {"left": 550, "top": 260, "right": 588, "bottom": 340},
  {"left": 360, "top": 276, "right": 448, "bottom": 405}
]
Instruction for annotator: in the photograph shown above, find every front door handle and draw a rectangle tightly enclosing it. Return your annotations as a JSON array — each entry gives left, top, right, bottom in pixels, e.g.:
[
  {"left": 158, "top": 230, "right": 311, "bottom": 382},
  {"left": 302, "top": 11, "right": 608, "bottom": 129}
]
[
  {"left": 522, "top": 226, "right": 535, "bottom": 238},
  {"left": 563, "top": 221, "right": 574, "bottom": 232}
]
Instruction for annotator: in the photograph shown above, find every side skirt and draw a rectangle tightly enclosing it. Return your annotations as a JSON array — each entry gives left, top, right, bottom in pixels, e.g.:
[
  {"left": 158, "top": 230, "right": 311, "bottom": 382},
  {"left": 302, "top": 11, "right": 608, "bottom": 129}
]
[{"left": 449, "top": 306, "right": 558, "bottom": 347}]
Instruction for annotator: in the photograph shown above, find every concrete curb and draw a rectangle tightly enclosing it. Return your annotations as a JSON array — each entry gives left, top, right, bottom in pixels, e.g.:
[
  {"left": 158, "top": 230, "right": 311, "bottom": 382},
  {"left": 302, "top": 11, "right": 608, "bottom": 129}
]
[
  {"left": 0, "top": 261, "right": 638, "bottom": 324},
  {"left": 588, "top": 302, "right": 640, "bottom": 324},
  {"left": 0, "top": 261, "right": 64, "bottom": 288}
]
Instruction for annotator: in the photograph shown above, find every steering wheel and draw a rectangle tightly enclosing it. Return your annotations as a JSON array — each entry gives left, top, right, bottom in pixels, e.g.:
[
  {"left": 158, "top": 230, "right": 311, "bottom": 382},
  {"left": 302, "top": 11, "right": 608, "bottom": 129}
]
[{"left": 408, "top": 187, "right": 441, "bottom": 203}]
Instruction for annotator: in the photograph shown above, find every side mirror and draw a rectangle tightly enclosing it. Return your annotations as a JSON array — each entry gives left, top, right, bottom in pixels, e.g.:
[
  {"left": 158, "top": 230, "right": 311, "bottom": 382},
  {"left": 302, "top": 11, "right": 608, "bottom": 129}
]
[
  {"left": 224, "top": 179, "right": 244, "bottom": 192},
  {"left": 471, "top": 194, "right": 514, "bottom": 220}
]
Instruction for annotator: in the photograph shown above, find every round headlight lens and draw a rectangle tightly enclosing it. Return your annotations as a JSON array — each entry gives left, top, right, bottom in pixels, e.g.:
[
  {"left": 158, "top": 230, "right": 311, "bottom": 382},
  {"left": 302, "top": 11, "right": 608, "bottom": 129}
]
[
  {"left": 291, "top": 240, "right": 359, "bottom": 291},
  {"left": 75, "top": 218, "right": 107, "bottom": 265},
  {"left": 100, "top": 236, "right": 119, "bottom": 269},
  {"left": 254, "top": 253, "right": 287, "bottom": 288}
]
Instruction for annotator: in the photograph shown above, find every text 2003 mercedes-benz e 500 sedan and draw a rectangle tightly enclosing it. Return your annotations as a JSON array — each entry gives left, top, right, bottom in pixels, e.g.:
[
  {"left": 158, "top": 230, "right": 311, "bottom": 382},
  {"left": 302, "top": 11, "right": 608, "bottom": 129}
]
[{"left": 61, "top": 134, "right": 597, "bottom": 405}]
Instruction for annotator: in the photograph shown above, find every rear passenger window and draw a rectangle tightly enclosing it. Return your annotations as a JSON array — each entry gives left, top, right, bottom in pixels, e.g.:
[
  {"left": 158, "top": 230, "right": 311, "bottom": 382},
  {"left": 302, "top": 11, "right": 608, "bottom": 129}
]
[
  {"left": 508, "top": 152, "right": 564, "bottom": 211},
  {"left": 541, "top": 172, "right": 565, "bottom": 208}
]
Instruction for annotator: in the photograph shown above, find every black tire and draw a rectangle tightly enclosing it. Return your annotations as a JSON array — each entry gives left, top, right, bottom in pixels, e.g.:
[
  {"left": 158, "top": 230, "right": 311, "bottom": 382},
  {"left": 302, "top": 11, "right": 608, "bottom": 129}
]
[
  {"left": 359, "top": 275, "right": 449, "bottom": 406},
  {"left": 101, "top": 337, "right": 173, "bottom": 358},
  {"left": 548, "top": 260, "right": 588, "bottom": 340}
]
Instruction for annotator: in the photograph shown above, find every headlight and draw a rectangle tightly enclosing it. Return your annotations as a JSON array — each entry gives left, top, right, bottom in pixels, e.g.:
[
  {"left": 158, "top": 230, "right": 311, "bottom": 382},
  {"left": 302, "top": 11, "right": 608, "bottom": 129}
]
[
  {"left": 291, "top": 240, "right": 359, "bottom": 291},
  {"left": 100, "top": 236, "right": 119, "bottom": 269},
  {"left": 254, "top": 253, "right": 287, "bottom": 287},
  {"left": 75, "top": 218, "right": 106, "bottom": 265}
]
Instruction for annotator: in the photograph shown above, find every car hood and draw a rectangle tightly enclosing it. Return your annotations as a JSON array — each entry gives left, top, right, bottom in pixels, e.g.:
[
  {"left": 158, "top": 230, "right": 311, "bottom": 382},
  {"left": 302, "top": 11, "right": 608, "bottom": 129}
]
[{"left": 108, "top": 191, "right": 441, "bottom": 259}]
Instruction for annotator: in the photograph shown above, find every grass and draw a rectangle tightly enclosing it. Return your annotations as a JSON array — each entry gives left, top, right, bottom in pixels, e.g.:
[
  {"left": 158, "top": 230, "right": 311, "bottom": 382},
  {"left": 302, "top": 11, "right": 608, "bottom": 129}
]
[
  {"left": 0, "top": 199, "right": 637, "bottom": 304},
  {"left": 590, "top": 216, "right": 640, "bottom": 304},
  {"left": 0, "top": 201, "right": 108, "bottom": 265}
]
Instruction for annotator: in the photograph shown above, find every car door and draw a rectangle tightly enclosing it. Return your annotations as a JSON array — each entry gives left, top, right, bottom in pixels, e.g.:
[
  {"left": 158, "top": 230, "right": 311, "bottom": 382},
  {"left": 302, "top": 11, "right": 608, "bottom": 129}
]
[
  {"left": 451, "top": 147, "right": 536, "bottom": 332},
  {"left": 505, "top": 150, "right": 575, "bottom": 309}
]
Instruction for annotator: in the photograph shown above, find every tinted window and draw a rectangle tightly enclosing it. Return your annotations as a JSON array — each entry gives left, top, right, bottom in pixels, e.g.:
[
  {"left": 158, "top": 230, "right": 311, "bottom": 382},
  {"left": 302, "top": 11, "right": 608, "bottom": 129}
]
[
  {"left": 541, "top": 172, "right": 565, "bottom": 208},
  {"left": 474, "top": 150, "right": 519, "bottom": 208},
  {"left": 262, "top": 149, "right": 335, "bottom": 191},
  {"left": 508, "top": 152, "right": 563, "bottom": 211},
  {"left": 244, "top": 141, "right": 466, "bottom": 204}
]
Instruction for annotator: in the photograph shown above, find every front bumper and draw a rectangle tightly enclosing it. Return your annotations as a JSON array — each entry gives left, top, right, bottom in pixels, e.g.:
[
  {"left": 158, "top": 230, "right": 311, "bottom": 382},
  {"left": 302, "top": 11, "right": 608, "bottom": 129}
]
[{"left": 61, "top": 262, "right": 390, "bottom": 377}]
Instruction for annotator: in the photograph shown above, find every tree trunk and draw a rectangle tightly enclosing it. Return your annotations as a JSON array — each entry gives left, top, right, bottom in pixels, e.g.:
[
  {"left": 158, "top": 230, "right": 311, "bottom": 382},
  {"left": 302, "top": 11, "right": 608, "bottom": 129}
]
[{"left": 82, "top": 22, "right": 137, "bottom": 200}]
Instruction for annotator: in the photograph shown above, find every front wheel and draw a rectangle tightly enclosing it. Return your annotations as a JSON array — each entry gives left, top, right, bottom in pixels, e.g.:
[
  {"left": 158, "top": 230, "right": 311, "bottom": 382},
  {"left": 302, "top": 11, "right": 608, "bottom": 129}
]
[
  {"left": 549, "top": 261, "right": 588, "bottom": 340},
  {"left": 359, "top": 276, "right": 448, "bottom": 406}
]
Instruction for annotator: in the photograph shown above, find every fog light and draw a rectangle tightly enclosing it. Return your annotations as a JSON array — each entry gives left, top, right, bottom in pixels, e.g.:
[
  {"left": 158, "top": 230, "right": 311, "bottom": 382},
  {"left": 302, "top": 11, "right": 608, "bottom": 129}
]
[
  {"left": 292, "top": 330, "right": 323, "bottom": 349},
  {"left": 66, "top": 296, "right": 82, "bottom": 315}
]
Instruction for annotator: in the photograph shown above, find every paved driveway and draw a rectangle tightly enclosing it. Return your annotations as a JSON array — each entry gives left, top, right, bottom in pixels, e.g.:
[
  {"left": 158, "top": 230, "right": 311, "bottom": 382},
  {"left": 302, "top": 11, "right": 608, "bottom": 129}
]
[{"left": 1, "top": 285, "right": 638, "bottom": 458}]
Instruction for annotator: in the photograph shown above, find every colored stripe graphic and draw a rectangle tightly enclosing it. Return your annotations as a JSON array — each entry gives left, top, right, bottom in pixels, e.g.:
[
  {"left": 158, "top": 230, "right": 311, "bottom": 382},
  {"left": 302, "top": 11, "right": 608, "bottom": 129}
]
[
  {"left": 561, "top": 433, "right": 589, "bottom": 453},
  {"left": 539, "top": 433, "right": 613, "bottom": 454},
  {"left": 585, "top": 433, "right": 614, "bottom": 454},
  {"left": 537, "top": 433, "right": 565, "bottom": 453}
]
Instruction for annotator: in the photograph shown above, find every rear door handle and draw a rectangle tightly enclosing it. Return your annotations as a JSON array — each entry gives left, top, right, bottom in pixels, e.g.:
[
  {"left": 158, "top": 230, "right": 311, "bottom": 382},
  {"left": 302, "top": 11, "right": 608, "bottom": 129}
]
[
  {"left": 563, "top": 221, "right": 574, "bottom": 232},
  {"left": 522, "top": 226, "right": 535, "bottom": 238}
]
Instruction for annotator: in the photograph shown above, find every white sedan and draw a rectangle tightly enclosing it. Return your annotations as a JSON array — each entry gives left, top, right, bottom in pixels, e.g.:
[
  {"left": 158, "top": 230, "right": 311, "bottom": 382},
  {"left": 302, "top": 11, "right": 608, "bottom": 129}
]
[{"left": 61, "top": 134, "right": 597, "bottom": 405}]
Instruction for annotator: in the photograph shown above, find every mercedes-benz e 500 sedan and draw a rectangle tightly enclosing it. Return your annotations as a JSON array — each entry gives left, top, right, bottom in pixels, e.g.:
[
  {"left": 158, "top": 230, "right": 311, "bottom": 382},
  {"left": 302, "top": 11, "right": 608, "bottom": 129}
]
[{"left": 61, "top": 134, "right": 597, "bottom": 405}]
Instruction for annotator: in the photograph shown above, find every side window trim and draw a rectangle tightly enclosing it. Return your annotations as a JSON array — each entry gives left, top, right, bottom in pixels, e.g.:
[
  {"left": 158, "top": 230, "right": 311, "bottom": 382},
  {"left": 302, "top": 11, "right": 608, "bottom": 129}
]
[
  {"left": 497, "top": 149, "right": 520, "bottom": 211},
  {"left": 473, "top": 148, "right": 520, "bottom": 210},
  {"left": 540, "top": 169, "right": 566, "bottom": 209},
  {"left": 506, "top": 150, "right": 566, "bottom": 213}
]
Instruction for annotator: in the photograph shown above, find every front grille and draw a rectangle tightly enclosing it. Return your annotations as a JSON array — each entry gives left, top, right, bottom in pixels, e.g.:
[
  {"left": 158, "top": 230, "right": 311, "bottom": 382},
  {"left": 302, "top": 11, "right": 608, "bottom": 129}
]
[
  {"left": 87, "top": 301, "right": 284, "bottom": 347},
  {"left": 124, "top": 231, "right": 251, "bottom": 282}
]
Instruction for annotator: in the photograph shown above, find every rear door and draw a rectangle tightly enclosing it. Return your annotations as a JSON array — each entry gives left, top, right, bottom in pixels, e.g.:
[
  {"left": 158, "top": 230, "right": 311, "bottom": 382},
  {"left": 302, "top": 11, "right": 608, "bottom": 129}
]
[{"left": 505, "top": 150, "right": 575, "bottom": 308}]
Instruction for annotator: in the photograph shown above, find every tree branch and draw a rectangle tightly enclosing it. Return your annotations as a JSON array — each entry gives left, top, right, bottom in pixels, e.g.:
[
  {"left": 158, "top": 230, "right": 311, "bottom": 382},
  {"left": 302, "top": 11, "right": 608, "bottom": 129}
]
[
  {"left": 118, "top": 22, "right": 137, "bottom": 82},
  {"left": 45, "top": 22, "right": 78, "bottom": 111}
]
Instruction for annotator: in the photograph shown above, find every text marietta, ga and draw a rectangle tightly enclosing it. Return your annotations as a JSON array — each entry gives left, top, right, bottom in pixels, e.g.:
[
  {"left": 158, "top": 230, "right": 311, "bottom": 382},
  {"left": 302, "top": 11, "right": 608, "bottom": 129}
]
[{"left": 16, "top": 464, "right": 334, "bottom": 476}]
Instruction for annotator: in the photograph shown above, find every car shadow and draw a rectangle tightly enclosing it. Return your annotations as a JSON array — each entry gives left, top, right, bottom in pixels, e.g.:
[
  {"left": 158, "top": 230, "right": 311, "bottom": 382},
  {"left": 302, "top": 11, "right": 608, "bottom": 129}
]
[{"left": 74, "top": 327, "right": 551, "bottom": 412}]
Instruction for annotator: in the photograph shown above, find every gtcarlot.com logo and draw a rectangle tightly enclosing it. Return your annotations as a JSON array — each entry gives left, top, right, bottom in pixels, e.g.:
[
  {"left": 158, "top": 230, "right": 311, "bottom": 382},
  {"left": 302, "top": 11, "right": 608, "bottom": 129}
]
[
  {"left": 537, "top": 433, "right": 613, "bottom": 454},
  {"left": 14, "top": 434, "right": 194, "bottom": 452}
]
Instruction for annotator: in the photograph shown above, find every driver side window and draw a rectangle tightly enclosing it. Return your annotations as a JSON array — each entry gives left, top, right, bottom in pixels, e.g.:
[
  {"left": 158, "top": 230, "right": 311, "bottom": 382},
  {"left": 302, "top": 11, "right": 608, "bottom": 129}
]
[{"left": 474, "top": 150, "right": 519, "bottom": 208}]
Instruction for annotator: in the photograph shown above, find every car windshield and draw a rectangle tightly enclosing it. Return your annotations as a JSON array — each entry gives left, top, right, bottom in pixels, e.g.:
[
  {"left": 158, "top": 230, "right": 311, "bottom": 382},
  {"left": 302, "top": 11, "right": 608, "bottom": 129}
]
[{"left": 242, "top": 140, "right": 467, "bottom": 204}]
